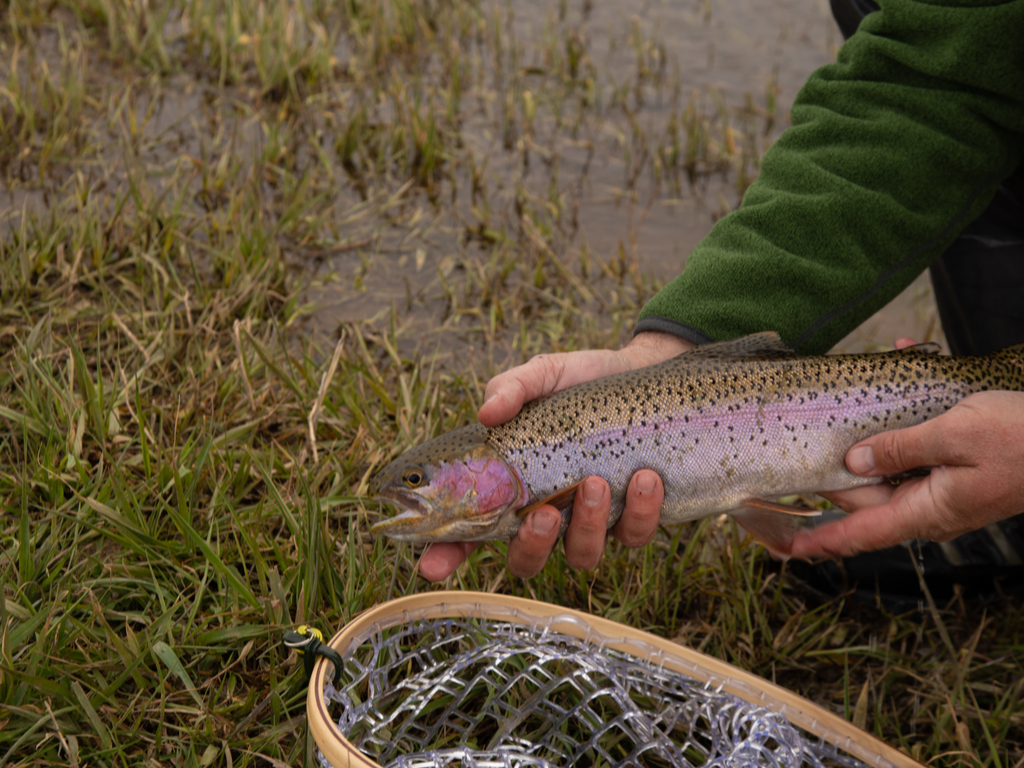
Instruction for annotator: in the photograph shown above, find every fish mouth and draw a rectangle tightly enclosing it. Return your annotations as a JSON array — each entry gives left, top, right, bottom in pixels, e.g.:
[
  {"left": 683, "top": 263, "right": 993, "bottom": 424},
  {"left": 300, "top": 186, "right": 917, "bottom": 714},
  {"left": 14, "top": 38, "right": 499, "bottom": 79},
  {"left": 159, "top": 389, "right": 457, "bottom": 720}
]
[
  {"left": 370, "top": 489, "right": 507, "bottom": 542},
  {"left": 369, "top": 491, "right": 430, "bottom": 533}
]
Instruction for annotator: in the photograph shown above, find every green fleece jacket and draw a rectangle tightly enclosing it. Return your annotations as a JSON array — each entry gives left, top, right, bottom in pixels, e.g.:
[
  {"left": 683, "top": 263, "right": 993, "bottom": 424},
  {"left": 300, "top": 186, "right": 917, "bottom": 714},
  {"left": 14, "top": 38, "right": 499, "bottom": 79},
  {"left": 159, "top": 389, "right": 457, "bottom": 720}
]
[{"left": 635, "top": 0, "right": 1024, "bottom": 354}]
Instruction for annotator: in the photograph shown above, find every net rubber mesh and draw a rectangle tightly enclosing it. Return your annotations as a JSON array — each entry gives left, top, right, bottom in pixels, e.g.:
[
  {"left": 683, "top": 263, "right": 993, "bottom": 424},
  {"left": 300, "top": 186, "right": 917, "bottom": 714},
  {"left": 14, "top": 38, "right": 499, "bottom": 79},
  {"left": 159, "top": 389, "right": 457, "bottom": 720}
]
[{"left": 318, "top": 611, "right": 871, "bottom": 768}]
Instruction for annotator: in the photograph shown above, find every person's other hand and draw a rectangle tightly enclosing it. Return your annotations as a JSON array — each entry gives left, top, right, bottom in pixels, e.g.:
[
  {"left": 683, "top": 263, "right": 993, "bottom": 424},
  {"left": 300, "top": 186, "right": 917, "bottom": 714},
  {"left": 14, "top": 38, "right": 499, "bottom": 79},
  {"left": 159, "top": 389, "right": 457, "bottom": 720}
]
[
  {"left": 419, "top": 331, "right": 693, "bottom": 581},
  {"left": 790, "top": 339, "right": 1024, "bottom": 559}
]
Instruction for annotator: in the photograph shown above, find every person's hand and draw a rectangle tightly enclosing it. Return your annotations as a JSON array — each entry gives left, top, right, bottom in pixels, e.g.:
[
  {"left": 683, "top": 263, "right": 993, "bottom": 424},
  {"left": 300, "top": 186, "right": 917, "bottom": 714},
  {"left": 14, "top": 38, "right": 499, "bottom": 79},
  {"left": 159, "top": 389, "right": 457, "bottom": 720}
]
[
  {"left": 418, "top": 331, "right": 693, "bottom": 581},
  {"left": 790, "top": 339, "right": 1024, "bottom": 559}
]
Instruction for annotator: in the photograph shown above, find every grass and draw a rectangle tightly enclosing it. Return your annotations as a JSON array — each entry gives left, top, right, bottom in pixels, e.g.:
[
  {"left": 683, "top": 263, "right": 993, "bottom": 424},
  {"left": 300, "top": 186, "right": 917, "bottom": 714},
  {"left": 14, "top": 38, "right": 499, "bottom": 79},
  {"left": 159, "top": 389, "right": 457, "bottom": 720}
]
[{"left": 0, "top": 1, "right": 1021, "bottom": 767}]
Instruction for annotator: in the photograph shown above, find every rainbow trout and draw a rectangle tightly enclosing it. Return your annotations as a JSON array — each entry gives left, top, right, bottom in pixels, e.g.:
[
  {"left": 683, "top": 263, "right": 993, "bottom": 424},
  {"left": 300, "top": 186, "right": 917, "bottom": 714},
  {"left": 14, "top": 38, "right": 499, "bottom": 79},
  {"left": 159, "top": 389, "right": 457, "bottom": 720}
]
[{"left": 369, "top": 333, "right": 1024, "bottom": 554}]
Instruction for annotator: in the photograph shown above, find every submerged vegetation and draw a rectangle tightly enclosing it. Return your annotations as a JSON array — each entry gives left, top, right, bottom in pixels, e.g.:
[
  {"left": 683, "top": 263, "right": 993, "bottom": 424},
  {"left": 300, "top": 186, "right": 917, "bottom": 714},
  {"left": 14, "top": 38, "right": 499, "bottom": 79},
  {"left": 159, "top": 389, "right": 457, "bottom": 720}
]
[{"left": 0, "top": 0, "right": 1019, "bottom": 766}]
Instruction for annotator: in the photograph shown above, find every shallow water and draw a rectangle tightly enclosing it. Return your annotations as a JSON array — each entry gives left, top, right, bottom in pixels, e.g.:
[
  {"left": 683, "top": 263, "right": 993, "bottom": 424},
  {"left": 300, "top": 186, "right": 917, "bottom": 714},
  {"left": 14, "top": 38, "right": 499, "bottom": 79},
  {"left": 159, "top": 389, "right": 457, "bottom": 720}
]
[
  {"left": 559, "top": 0, "right": 842, "bottom": 276},
  {"left": 0, "top": 0, "right": 945, "bottom": 359},
  {"left": 302, "top": 0, "right": 945, "bottom": 357}
]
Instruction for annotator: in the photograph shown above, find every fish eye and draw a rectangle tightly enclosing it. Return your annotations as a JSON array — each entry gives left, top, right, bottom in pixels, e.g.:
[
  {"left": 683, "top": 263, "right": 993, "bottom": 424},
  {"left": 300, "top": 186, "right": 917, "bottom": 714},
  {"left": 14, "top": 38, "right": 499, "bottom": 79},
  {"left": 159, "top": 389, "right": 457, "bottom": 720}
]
[{"left": 402, "top": 467, "right": 426, "bottom": 488}]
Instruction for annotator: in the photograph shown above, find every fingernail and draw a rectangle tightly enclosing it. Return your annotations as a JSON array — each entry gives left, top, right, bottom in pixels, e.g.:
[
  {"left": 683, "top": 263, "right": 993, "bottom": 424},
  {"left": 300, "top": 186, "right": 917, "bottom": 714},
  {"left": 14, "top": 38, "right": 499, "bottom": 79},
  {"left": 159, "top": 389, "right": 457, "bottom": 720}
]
[
  {"left": 533, "top": 509, "right": 559, "bottom": 536},
  {"left": 583, "top": 477, "right": 602, "bottom": 506},
  {"left": 637, "top": 473, "right": 655, "bottom": 495},
  {"left": 848, "top": 445, "right": 875, "bottom": 475},
  {"left": 483, "top": 393, "right": 497, "bottom": 405}
]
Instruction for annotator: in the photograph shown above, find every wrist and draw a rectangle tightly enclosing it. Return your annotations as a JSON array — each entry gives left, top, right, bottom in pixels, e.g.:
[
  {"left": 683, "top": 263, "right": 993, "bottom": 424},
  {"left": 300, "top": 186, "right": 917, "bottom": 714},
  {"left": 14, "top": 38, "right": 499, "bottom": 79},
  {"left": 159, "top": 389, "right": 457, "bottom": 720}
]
[{"left": 624, "top": 331, "right": 695, "bottom": 367}]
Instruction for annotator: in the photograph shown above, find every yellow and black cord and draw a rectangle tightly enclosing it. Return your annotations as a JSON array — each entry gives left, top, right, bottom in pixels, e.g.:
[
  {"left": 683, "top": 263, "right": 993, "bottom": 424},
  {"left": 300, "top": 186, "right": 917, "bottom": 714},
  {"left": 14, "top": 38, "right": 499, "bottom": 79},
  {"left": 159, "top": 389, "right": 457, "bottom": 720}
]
[{"left": 283, "top": 625, "right": 344, "bottom": 687}]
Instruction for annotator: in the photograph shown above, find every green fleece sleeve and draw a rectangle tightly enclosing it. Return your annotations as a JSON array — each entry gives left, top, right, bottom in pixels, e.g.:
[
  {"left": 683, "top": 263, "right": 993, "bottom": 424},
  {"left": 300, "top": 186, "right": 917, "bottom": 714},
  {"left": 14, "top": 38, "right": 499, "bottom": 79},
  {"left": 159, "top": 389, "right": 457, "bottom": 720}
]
[{"left": 635, "top": 0, "right": 1024, "bottom": 354}]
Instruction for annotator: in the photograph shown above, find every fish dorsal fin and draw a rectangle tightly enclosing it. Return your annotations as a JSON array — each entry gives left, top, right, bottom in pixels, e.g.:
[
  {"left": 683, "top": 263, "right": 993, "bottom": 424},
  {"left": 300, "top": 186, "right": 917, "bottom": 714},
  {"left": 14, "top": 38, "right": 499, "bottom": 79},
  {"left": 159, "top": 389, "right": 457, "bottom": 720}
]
[
  {"left": 898, "top": 341, "right": 941, "bottom": 354},
  {"left": 684, "top": 332, "right": 797, "bottom": 360}
]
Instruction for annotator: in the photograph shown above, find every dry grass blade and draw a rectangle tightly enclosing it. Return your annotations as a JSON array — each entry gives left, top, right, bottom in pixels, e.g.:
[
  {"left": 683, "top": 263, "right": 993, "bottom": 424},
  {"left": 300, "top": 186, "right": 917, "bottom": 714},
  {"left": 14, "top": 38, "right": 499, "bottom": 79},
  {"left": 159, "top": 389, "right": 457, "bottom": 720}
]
[{"left": 304, "top": 331, "right": 347, "bottom": 466}]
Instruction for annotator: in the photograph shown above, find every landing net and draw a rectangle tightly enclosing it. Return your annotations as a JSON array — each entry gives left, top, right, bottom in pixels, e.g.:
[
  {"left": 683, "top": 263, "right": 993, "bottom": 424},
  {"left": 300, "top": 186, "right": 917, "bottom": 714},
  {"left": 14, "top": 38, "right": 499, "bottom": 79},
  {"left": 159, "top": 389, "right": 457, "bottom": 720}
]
[{"left": 317, "top": 611, "right": 871, "bottom": 768}]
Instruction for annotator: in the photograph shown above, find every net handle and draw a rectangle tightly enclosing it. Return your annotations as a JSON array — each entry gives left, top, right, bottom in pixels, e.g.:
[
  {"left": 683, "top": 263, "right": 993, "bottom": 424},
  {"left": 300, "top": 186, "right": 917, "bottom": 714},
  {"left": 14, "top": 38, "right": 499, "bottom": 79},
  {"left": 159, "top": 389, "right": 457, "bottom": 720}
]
[{"left": 308, "top": 591, "right": 923, "bottom": 768}]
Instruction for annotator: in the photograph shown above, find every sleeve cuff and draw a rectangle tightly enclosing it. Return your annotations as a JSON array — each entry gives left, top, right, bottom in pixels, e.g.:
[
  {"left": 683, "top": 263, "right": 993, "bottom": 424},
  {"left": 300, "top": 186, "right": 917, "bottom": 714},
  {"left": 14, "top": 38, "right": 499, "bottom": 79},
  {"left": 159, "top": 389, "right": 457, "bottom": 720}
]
[{"left": 632, "top": 316, "right": 716, "bottom": 346}]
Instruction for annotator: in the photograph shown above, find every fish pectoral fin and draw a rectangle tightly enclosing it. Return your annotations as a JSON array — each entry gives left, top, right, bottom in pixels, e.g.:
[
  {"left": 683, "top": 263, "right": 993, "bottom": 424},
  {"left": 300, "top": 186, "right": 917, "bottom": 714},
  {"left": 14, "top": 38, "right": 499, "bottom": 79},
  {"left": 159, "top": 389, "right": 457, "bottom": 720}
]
[
  {"left": 515, "top": 481, "right": 585, "bottom": 519},
  {"left": 730, "top": 498, "right": 821, "bottom": 560},
  {"left": 739, "top": 497, "right": 822, "bottom": 516}
]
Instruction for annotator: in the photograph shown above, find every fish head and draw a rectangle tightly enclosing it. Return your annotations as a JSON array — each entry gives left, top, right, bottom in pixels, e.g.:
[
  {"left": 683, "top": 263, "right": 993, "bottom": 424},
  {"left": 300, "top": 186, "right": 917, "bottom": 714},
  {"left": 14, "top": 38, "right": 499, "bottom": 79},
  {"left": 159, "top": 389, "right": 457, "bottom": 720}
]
[{"left": 369, "top": 424, "right": 527, "bottom": 542}]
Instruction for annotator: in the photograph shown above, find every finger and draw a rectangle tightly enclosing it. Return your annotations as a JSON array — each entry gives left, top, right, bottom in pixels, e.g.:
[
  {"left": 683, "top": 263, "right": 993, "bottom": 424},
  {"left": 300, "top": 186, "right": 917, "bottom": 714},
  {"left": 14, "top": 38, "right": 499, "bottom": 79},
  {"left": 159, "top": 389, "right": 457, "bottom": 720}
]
[
  {"left": 564, "top": 477, "right": 611, "bottom": 569},
  {"left": 789, "top": 481, "right": 930, "bottom": 559},
  {"left": 506, "top": 506, "right": 562, "bottom": 578},
  {"left": 845, "top": 416, "right": 952, "bottom": 478},
  {"left": 893, "top": 337, "right": 919, "bottom": 350},
  {"left": 613, "top": 470, "right": 664, "bottom": 547},
  {"left": 419, "top": 542, "right": 481, "bottom": 582},
  {"left": 478, "top": 368, "right": 544, "bottom": 427}
]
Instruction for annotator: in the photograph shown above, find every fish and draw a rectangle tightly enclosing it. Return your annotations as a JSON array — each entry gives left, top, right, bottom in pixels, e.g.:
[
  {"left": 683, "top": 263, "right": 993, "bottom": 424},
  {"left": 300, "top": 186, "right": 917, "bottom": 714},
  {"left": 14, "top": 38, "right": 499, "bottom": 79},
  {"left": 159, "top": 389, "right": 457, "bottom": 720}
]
[{"left": 368, "top": 332, "right": 1024, "bottom": 555}]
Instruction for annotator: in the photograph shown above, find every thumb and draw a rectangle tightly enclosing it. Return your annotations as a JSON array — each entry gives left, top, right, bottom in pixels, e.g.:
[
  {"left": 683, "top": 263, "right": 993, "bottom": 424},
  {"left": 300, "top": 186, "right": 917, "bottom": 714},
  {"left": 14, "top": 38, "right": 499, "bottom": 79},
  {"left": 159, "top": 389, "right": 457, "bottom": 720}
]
[
  {"left": 478, "top": 349, "right": 628, "bottom": 427},
  {"left": 846, "top": 416, "right": 951, "bottom": 477}
]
